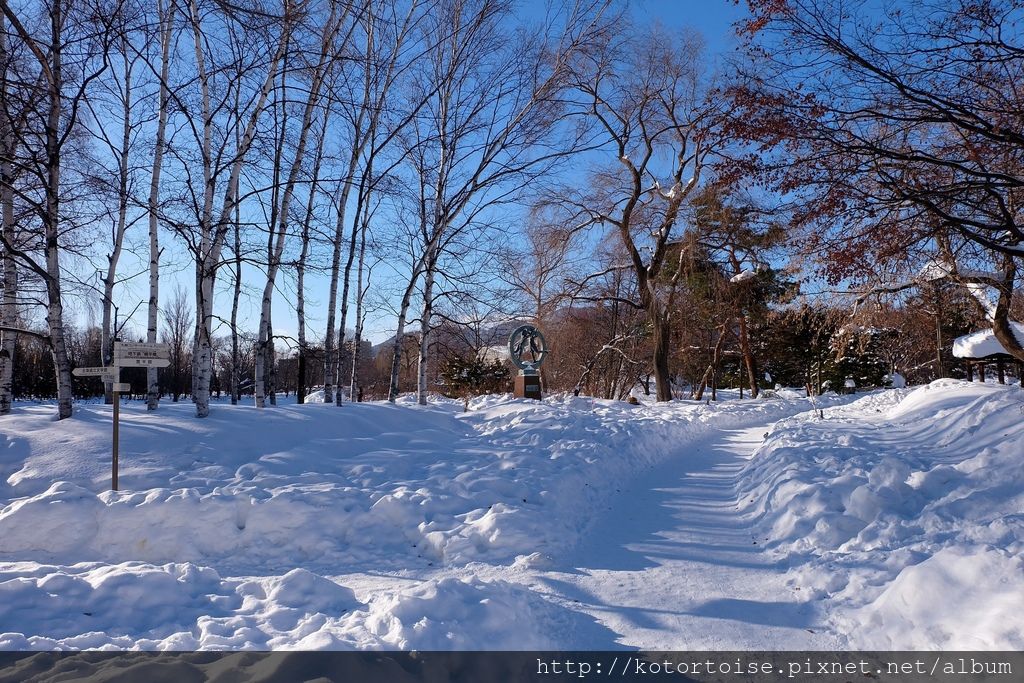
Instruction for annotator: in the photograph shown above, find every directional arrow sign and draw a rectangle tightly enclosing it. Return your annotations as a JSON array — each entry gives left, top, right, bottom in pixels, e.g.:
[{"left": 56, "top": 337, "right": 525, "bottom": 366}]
[
  {"left": 115, "top": 342, "right": 170, "bottom": 360},
  {"left": 73, "top": 366, "right": 116, "bottom": 377},
  {"left": 117, "top": 357, "right": 170, "bottom": 368}
]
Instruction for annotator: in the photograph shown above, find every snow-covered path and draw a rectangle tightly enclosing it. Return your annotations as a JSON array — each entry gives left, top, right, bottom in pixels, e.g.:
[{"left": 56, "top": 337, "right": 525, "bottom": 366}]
[{"left": 536, "top": 424, "right": 840, "bottom": 649}]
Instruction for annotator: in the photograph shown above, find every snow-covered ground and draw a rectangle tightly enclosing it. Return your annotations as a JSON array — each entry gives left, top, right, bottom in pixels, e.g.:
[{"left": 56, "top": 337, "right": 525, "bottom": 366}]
[
  {"left": 738, "top": 379, "right": 1024, "bottom": 649},
  {"left": 0, "top": 382, "right": 1020, "bottom": 649}
]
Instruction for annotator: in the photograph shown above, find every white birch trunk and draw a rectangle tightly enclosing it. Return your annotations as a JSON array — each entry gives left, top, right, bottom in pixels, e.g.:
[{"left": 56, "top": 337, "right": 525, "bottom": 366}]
[
  {"left": 229, "top": 201, "right": 241, "bottom": 405},
  {"left": 296, "top": 110, "right": 329, "bottom": 404},
  {"left": 228, "top": 80, "right": 242, "bottom": 406},
  {"left": 334, "top": 180, "right": 367, "bottom": 407},
  {"left": 322, "top": 165, "right": 356, "bottom": 404},
  {"left": 416, "top": 264, "right": 435, "bottom": 405},
  {"left": 348, "top": 207, "right": 369, "bottom": 401},
  {"left": 0, "top": 18, "right": 16, "bottom": 415},
  {"left": 147, "top": 0, "right": 176, "bottom": 411},
  {"left": 191, "top": 1, "right": 291, "bottom": 417},
  {"left": 101, "top": 40, "right": 133, "bottom": 405},
  {"left": 388, "top": 265, "right": 421, "bottom": 402},
  {"left": 189, "top": 0, "right": 213, "bottom": 408},
  {"left": 45, "top": 8, "right": 73, "bottom": 420}
]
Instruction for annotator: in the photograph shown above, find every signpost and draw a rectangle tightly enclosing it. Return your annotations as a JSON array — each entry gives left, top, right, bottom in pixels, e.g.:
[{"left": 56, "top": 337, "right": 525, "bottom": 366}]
[
  {"left": 72, "top": 366, "right": 114, "bottom": 376},
  {"left": 70, "top": 342, "right": 171, "bottom": 491},
  {"left": 117, "top": 357, "right": 171, "bottom": 368}
]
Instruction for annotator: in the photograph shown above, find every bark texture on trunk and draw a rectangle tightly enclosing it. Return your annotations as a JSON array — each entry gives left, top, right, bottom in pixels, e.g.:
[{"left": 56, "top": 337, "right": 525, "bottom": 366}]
[
  {"left": 991, "top": 259, "right": 1024, "bottom": 363},
  {"left": 322, "top": 169, "right": 355, "bottom": 404},
  {"left": 349, "top": 210, "right": 369, "bottom": 400},
  {"left": 45, "top": 7, "right": 73, "bottom": 420},
  {"left": 388, "top": 270, "right": 420, "bottom": 402},
  {"left": 0, "top": 19, "right": 15, "bottom": 415},
  {"left": 416, "top": 265, "right": 436, "bottom": 405},
  {"left": 147, "top": 0, "right": 177, "bottom": 411},
  {"left": 737, "top": 314, "right": 759, "bottom": 398}
]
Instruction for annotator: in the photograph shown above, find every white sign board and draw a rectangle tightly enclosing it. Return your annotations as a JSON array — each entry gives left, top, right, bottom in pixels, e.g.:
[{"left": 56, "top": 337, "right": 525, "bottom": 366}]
[
  {"left": 111, "top": 382, "right": 131, "bottom": 392},
  {"left": 117, "top": 357, "right": 170, "bottom": 368},
  {"left": 73, "top": 366, "right": 115, "bottom": 377},
  {"left": 115, "top": 342, "right": 170, "bottom": 360}
]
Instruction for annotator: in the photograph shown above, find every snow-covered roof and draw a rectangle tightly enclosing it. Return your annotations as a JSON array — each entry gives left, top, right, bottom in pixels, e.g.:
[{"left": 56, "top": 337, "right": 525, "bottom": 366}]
[{"left": 952, "top": 322, "right": 1024, "bottom": 359}]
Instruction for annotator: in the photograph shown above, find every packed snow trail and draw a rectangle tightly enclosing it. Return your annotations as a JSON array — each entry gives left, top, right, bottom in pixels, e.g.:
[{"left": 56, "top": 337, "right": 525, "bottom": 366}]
[{"left": 536, "top": 424, "right": 841, "bottom": 649}]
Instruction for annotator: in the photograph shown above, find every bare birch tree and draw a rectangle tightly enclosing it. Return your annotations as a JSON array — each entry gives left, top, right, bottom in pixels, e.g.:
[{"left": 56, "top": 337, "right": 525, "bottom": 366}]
[
  {"left": 387, "top": 0, "right": 613, "bottom": 405},
  {"left": 0, "top": 14, "right": 18, "bottom": 414},
  {"left": 0, "top": 0, "right": 117, "bottom": 419},
  {"left": 253, "top": 0, "right": 350, "bottom": 408},
  {"left": 321, "top": 0, "right": 425, "bottom": 404},
  {"left": 294, "top": 104, "right": 330, "bottom": 404},
  {"left": 144, "top": 0, "right": 176, "bottom": 410},
  {"left": 170, "top": 0, "right": 293, "bottom": 417},
  {"left": 84, "top": 10, "right": 150, "bottom": 404}
]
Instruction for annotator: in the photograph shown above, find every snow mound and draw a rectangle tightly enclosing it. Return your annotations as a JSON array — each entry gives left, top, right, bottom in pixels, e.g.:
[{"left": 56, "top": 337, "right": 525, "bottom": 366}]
[
  {"left": 849, "top": 546, "right": 1024, "bottom": 649},
  {"left": 738, "top": 380, "right": 1024, "bottom": 648},
  {"left": 364, "top": 577, "right": 587, "bottom": 650},
  {"left": 0, "top": 563, "right": 599, "bottom": 650},
  {"left": 0, "top": 562, "right": 242, "bottom": 649}
]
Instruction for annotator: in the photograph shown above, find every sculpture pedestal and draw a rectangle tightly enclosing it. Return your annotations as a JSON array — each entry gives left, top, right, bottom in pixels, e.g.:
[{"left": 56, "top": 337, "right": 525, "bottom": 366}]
[{"left": 514, "top": 372, "right": 542, "bottom": 400}]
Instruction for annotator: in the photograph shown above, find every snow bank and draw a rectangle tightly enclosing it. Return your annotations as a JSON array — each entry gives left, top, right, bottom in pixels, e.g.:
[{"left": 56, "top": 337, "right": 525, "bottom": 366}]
[
  {"left": 0, "top": 393, "right": 848, "bottom": 573},
  {"left": 850, "top": 546, "right": 1024, "bottom": 649},
  {"left": 362, "top": 577, "right": 589, "bottom": 650},
  {"left": 0, "top": 390, "right": 857, "bottom": 650},
  {"left": 737, "top": 379, "right": 1024, "bottom": 648},
  {"left": 0, "top": 560, "right": 592, "bottom": 650}
]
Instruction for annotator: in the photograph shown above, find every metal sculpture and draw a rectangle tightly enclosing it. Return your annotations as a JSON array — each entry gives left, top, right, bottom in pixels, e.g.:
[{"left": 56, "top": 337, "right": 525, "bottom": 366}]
[
  {"left": 508, "top": 325, "right": 548, "bottom": 373},
  {"left": 508, "top": 325, "right": 547, "bottom": 399}
]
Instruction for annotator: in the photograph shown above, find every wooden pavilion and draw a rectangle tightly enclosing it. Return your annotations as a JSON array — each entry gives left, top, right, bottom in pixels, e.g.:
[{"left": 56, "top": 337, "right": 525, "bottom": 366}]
[{"left": 952, "top": 323, "right": 1024, "bottom": 384}]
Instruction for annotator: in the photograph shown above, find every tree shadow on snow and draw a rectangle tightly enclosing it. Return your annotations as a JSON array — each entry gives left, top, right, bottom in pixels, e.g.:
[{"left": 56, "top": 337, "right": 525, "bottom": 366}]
[
  {"left": 567, "top": 435, "right": 781, "bottom": 573},
  {"left": 686, "top": 597, "right": 819, "bottom": 629}
]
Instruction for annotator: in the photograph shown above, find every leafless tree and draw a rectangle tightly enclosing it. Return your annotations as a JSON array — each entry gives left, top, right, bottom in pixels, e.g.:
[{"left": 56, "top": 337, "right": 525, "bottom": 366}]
[
  {"left": 321, "top": 0, "right": 426, "bottom": 405},
  {"left": 735, "top": 0, "right": 1024, "bottom": 361},
  {"left": 168, "top": 0, "right": 293, "bottom": 417},
  {"left": 142, "top": 0, "right": 176, "bottom": 410},
  {"left": 252, "top": 0, "right": 351, "bottom": 408},
  {"left": 386, "top": 0, "right": 614, "bottom": 405},
  {"left": 0, "top": 0, "right": 118, "bottom": 419},
  {"left": 561, "top": 26, "right": 723, "bottom": 401},
  {"left": 161, "top": 283, "right": 191, "bottom": 401},
  {"left": 0, "top": 13, "right": 19, "bottom": 413}
]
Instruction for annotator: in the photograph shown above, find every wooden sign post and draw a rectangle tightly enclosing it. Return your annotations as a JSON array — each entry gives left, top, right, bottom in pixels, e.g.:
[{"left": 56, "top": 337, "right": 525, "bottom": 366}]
[
  {"left": 73, "top": 364, "right": 121, "bottom": 489},
  {"left": 112, "top": 385, "right": 119, "bottom": 490},
  {"left": 71, "top": 343, "right": 172, "bottom": 491},
  {"left": 109, "top": 342, "right": 170, "bottom": 491}
]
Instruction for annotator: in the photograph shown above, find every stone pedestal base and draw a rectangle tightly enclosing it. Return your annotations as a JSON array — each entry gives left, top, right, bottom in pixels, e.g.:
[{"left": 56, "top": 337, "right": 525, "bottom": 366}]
[{"left": 514, "top": 373, "right": 542, "bottom": 399}]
